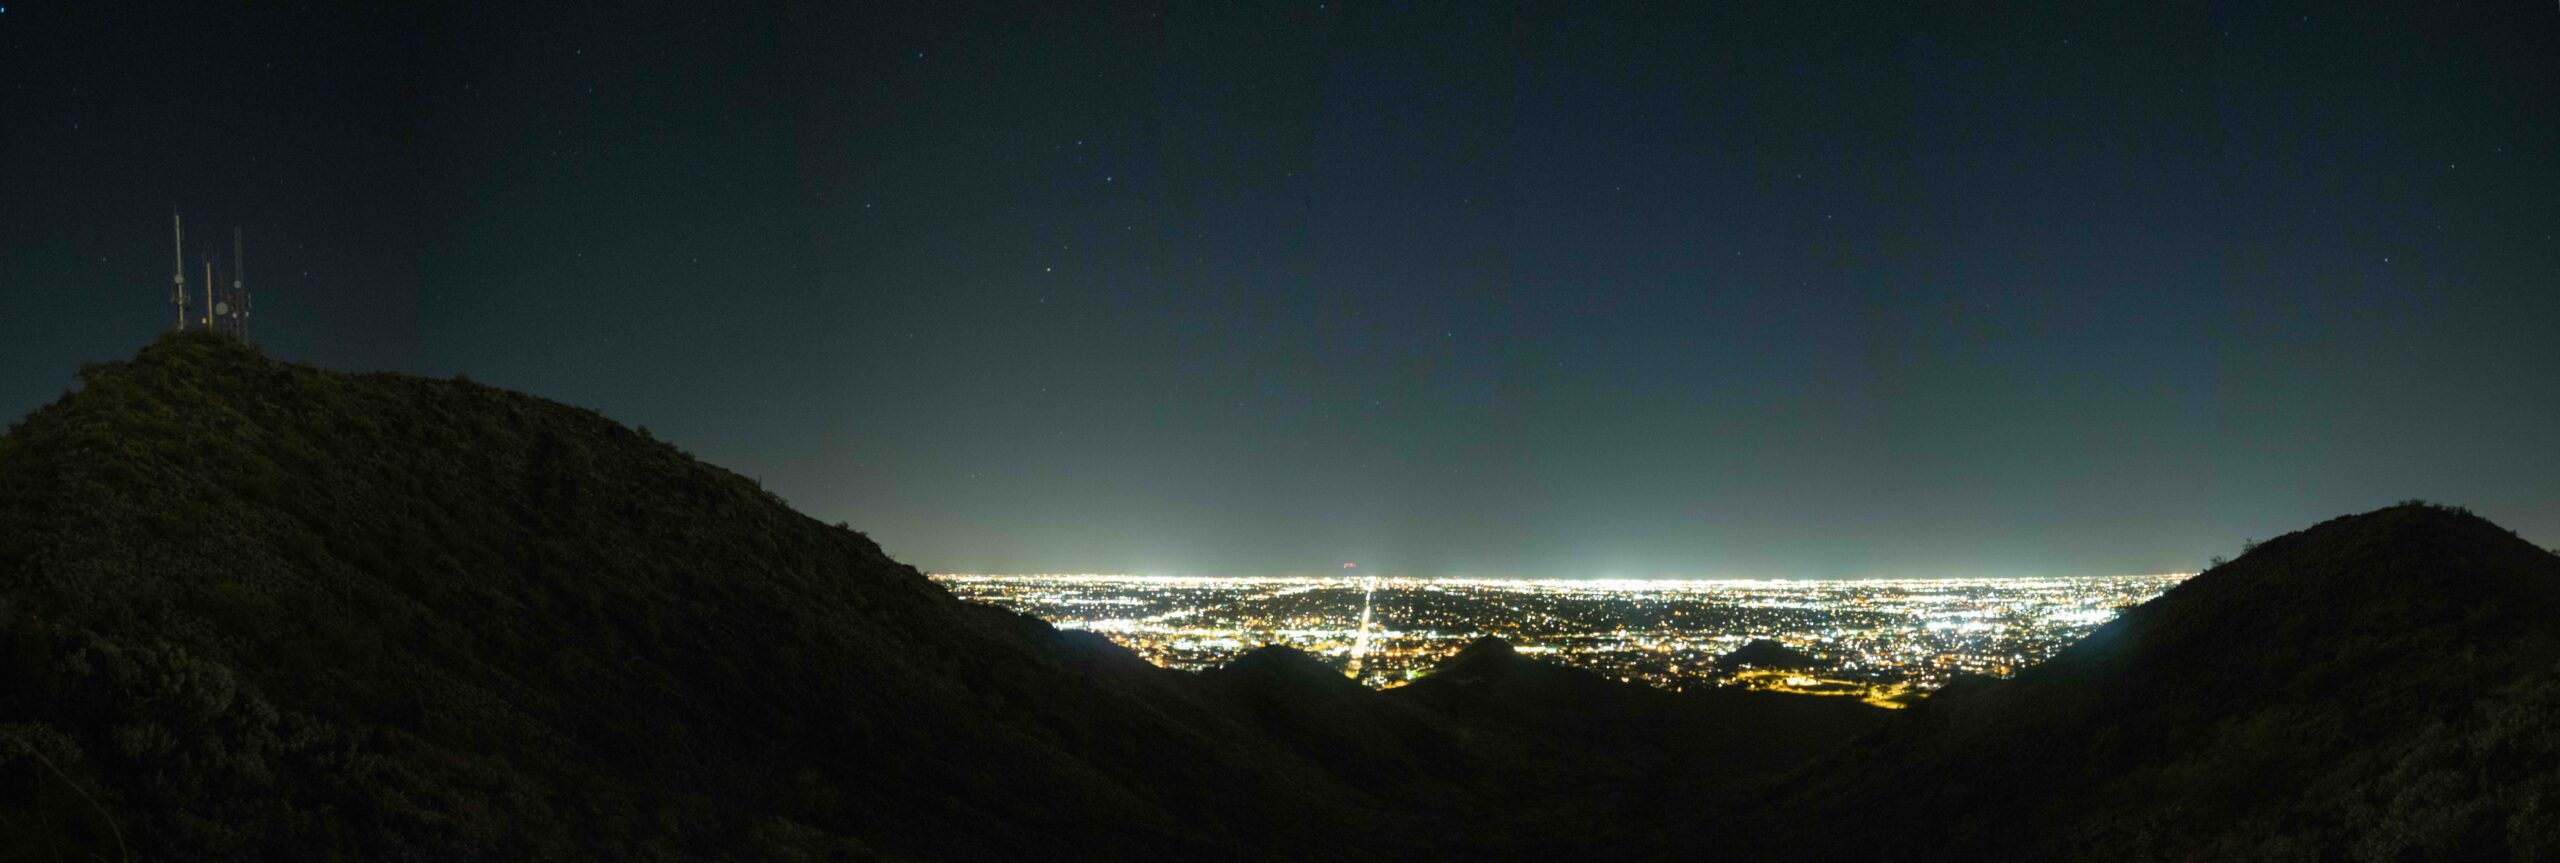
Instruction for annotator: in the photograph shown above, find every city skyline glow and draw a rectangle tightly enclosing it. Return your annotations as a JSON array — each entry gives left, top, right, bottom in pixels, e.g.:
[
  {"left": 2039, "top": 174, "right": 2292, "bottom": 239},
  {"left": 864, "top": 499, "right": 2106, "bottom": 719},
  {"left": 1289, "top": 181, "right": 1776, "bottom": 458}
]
[{"left": 936, "top": 571, "right": 2191, "bottom": 698}]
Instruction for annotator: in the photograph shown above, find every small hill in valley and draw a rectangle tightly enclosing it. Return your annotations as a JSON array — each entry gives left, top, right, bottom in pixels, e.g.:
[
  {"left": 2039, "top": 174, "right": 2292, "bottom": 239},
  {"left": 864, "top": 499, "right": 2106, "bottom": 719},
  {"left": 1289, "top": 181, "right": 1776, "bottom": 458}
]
[
  {"left": 1714, "top": 638, "right": 1826, "bottom": 672},
  {"left": 1388, "top": 635, "right": 1893, "bottom": 854},
  {"left": 1197, "top": 644, "right": 1468, "bottom": 788}
]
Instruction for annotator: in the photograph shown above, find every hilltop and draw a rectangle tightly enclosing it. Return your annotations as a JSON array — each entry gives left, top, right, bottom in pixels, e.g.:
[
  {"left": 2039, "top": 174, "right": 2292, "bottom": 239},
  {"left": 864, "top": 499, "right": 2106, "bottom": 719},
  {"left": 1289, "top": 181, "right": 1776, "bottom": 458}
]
[
  {"left": 1713, "top": 638, "right": 1824, "bottom": 672},
  {"left": 0, "top": 334, "right": 1377, "bottom": 859},
  {"left": 4, "top": 334, "right": 2552, "bottom": 861},
  {"left": 0, "top": 335, "right": 1879, "bottom": 860},
  {"left": 1695, "top": 502, "right": 2560, "bottom": 860}
]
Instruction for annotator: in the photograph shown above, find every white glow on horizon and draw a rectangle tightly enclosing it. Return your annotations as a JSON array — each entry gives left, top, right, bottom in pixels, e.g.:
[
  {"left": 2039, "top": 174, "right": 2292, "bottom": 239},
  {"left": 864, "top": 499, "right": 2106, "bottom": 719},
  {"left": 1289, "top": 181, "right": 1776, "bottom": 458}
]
[{"left": 932, "top": 572, "right": 2197, "bottom": 587}]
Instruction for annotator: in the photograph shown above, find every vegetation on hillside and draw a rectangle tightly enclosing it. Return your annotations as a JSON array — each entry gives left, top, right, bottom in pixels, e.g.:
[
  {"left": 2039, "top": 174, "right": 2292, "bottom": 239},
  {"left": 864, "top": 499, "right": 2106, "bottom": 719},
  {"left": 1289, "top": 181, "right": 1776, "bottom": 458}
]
[
  {"left": 0, "top": 334, "right": 1888, "bottom": 861},
  {"left": 0, "top": 334, "right": 1354, "bottom": 860},
  {"left": 1692, "top": 502, "right": 2560, "bottom": 861},
  {"left": 3, "top": 336, "right": 2550, "bottom": 860}
]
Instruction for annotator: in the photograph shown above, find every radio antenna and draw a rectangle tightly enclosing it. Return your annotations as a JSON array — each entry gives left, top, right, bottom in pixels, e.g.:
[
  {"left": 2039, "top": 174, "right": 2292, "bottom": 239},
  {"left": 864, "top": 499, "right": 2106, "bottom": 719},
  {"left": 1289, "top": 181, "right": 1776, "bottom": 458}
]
[
  {"left": 232, "top": 226, "right": 248, "bottom": 341},
  {"left": 172, "top": 209, "right": 188, "bottom": 331}
]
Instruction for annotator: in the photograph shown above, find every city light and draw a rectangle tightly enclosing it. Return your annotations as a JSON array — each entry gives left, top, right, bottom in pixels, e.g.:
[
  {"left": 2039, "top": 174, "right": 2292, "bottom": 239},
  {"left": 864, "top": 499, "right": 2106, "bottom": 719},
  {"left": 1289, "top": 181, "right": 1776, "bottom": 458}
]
[{"left": 932, "top": 573, "right": 2190, "bottom": 697}]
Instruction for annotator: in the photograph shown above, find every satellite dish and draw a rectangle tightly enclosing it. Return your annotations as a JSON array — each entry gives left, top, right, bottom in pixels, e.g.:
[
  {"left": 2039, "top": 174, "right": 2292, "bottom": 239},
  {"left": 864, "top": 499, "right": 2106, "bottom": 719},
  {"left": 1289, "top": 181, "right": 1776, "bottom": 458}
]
[{"left": 215, "top": 301, "right": 231, "bottom": 316}]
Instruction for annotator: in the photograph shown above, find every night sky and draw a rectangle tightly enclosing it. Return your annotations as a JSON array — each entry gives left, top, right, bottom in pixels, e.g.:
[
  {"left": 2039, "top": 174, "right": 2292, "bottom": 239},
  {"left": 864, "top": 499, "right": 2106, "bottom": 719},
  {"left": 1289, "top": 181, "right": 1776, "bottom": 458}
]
[{"left": 5, "top": 2, "right": 2556, "bottom": 579}]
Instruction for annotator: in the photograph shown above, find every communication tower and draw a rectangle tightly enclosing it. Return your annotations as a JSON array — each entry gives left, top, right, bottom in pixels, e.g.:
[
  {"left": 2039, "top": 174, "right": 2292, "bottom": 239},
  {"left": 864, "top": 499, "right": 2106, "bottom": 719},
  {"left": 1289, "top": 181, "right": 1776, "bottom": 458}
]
[
  {"left": 171, "top": 209, "right": 188, "bottom": 331},
  {"left": 165, "top": 210, "right": 257, "bottom": 342},
  {"left": 228, "top": 227, "right": 250, "bottom": 340}
]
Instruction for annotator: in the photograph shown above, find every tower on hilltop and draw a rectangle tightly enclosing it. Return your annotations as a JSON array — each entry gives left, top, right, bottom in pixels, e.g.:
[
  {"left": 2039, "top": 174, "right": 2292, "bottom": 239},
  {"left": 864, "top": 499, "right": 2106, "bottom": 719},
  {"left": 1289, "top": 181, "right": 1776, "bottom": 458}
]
[
  {"left": 168, "top": 209, "right": 255, "bottom": 342},
  {"left": 170, "top": 209, "right": 187, "bottom": 331}
]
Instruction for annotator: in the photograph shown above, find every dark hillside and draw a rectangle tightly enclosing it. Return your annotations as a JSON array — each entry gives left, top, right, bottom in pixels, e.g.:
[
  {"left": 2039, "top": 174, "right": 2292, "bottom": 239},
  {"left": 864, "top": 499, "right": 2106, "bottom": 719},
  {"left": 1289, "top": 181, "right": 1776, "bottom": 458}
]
[
  {"left": 1713, "top": 638, "right": 1824, "bottom": 672},
  {"left": 1198, "top": 645, "right": 1465, "bottom": 787},
  {"left": 1705, "top": 503, "right": 2560, "bottom": 861},
  {"left": 19, "top": 335, "right": 2522, "bottom": 862},
  {"left": 0, "top": 335, "right": 1904, "bottom": 860},
  {"left": 0, "top": 334, "right": 1396, "bottom": 861},
  {"left": 1394, "top": 637, "right": 1885, "bottom": 776},
  {"left": 1389, "top": 637, "right": 1891, "bottom": 853}
]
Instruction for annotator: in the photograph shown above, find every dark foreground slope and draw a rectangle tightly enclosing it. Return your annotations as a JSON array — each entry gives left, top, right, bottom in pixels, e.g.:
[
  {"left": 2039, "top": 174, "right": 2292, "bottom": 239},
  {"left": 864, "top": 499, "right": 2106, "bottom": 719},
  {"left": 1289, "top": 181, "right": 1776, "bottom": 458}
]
[
  {"left": 1701, "top": 503, "right": 2560, "bottom": 861},
  {"left": 18, "top": 336, "right": 2542, "bottom": 862},
  {"left": 0, "top": 335, "right": 1381, "bottom": 860},
  {"left": 1389, "top": 636, "right": 1890, "bottom": 855},
  {"left": 1395, "top": 637, "right": 1883, "bottom": 788},
  {"left": 0, "top": 335, "right": 1884, "bottom": 861}
]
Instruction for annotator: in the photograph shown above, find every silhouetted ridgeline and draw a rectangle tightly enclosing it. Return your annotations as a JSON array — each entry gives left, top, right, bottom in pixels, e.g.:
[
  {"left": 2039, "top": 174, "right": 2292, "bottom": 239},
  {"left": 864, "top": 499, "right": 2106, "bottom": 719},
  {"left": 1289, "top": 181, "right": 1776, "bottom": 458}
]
[
  {"left": 1694, "top": 501, "right": 2560, "bottom": 861},
  {"left": 0, "top": 335, "right": 1875, "bottom": 860},
  {"left": 1, "top": 334, "right": 2552, "bottom": 860},
  {"left": 1712, "top": 637, "right": 1825, "bottom": 672}
]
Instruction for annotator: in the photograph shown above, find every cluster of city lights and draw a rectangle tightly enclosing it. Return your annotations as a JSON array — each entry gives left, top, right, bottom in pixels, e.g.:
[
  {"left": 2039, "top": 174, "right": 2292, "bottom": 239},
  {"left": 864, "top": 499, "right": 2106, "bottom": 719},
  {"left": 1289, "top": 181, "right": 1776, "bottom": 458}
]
[{"left": 933, "top": 572, "right": 2190, "bottom": 702}]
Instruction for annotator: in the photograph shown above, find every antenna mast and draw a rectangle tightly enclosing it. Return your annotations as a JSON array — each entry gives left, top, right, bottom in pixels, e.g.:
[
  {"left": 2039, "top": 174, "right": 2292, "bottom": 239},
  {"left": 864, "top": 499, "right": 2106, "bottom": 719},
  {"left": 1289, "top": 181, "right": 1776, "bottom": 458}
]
[
  {"left": 232, "top": 226, "right": 249, "bottom": 341},
  {"left": 204, "top": 260, "right": 214, "bottom": 331},
  {"left": 172, "top": 209, "right": 188, "bottom": 331}
]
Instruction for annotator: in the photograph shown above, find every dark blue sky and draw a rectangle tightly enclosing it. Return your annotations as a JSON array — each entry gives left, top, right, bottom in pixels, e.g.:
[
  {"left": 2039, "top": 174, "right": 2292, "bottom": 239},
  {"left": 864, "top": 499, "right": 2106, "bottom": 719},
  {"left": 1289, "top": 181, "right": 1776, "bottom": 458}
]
[{"left": 4, "top": 2, "right": 2555, "bottom": 578}]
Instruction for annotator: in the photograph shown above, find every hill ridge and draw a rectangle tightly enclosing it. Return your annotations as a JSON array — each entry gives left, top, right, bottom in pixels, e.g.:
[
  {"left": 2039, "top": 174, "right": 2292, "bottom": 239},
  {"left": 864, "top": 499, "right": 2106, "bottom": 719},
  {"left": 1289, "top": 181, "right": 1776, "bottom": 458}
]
[
  {"left": 1699, "top": 501, "right": 2560, "bottom": 861},
  {"left": 0, "top": 334, "right": 1367, "bottom": 859},
  {"left": 5, "top": 335, "right": 2552, "bottom": 860}
]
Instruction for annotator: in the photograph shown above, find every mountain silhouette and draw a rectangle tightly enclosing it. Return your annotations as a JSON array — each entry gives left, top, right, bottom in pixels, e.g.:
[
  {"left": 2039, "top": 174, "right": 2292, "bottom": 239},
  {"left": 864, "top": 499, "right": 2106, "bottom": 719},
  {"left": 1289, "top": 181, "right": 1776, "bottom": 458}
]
[
  {"left": 3, "top": 335, "right": 2551, "bottom": 860},
  {"left": 0, "top": 335, "right": 1384, "bottom": 860},
  {"left": 0, "top": 335, "right": 1878, "bottom": 860},
  {"left": 1363, "top": 634, "right": 1888, "bottom": 855},
  {"left": 1713, "top": 638, "right": 1825, "bottom": 672},
  {"left": 1696, "top": 502, "right": 2560, "bottom": 861},
  {"left": 1198, "top": 644, "right": 1467, "bottom": 787}
]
